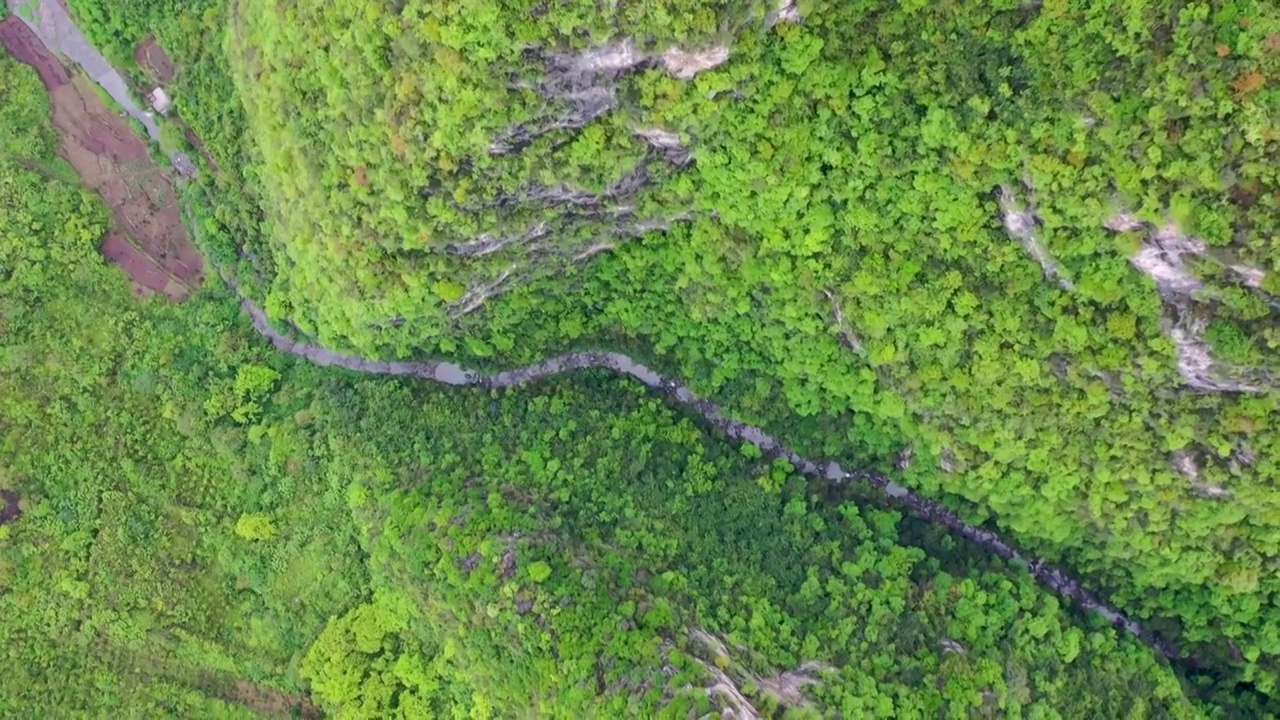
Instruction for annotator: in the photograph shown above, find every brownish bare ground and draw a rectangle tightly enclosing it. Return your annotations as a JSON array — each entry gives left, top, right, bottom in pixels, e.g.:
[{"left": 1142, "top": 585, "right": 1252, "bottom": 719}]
[
  {"left": 133, "top": 36, "right": 222, "bottom": 175},
  {"left": 0, "top": 489, "right": 20, "bottom": 526},
  {"left": 134, "top": 35, "right": 177, "bottom": 83},
  {"left": 1, "top": 18, "right": 203, "bottom": 299},
  {"left": 101, "top": 232, "right": 173, "bottom": 298}
]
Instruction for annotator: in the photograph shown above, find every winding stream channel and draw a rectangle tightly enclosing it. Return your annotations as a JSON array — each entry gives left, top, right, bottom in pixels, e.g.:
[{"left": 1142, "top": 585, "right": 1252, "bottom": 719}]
[{"left": 13, "top": 0, "right": 1186, "bottom": 670}]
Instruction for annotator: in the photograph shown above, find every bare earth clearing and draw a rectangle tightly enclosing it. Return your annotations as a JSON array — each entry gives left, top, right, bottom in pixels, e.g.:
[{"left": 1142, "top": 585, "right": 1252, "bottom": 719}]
[
  {"left": 0, "top": 489, "right": 21, "bottom": 526},
  {"left": 134, "top": 35, "right": 176, "bottom": 83},
  {"left": 133, "top": 35, "right": 219, "bottom": 174},
  {"left": 0, "top": 17, "right": 202, "bottom": 299}
]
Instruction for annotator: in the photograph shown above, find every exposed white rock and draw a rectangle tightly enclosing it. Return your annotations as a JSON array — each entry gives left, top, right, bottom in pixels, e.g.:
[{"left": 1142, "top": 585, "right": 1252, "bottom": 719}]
[
  {"left": 823, "top": 289, "right": 863, "bottom": 352},
  {"left": 662, "top": 45, "right": 731, "bottom": 79},
  {"left": 448, "top": 222, "right": 549, "bottom": 258},
  {"left": 564, "top": 39, "right": 729, "bottom": 80},
  {"left": 1235, "top": 443, "right": 1257, "bottom": 467},
  {"left": 769, "top": 0, "right": 803, "bottom": 26},
  {"left": 1167, "top": 308, "right": 1270, "bottom": 393},
  {"left": 492, "top": 40, "right": 728, "bottom": 155},
  {"left": 1231, "top": 264, "right": 1268, "bottom": 289},
  {"left": 940, "top": 447, "right": 957, "bottom": 473},
  {"left": 1131, "top": 247, "right": 1201, "bottom": 296},
  {"left": 1228, "top": 445, "right": 1256, "bottom": 478},
  {"left": 998, "top": 184, "right": 1073, "bottom": 290},
  {"left": 756, "top": 663, "right": 829, "bottom": 709},
  {"left": 1170, "top": 450, "right": 1199, "bottom": 479},
  {"left": 634, "top": 126, "right": 683, "bottom": 150},
  {"left": 1193, "top": 483, "right": 1232, "bottom": 499},
  {"left": 896, "top": 444, "right": 914, "bottom": 471},
  {"left": 1103, "top": 211, "right": 1145, "bottom": 233},
  {"left": 565, "top": 39, "right": 645, "bottom": 75},
  {"left": 1105, "top": 216, "right": 1277, "bottom": 394},
  {"left": 1123, "top": 221, "right": 1206, "bottom": 297},
  {"left": 1174, "top": 452, "right": 1232, "bottom": 498},
  {"left": 571, "top": 242, "right": 615, "bottom": 263},
  {"left": 634, "top": 126, "right": 692, "bottom": 165},
  {"left": 1112, "top": 215, "right": 1272, "bottom": 295},
  {"left": 449, "top": 267, "right": 516, "bottom": 318},
  {"left": 689, "top": 629, "right": 828, "bottom": 719}
]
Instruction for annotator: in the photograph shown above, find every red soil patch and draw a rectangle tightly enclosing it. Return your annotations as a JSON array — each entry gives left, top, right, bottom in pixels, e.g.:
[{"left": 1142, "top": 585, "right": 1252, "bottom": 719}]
[
  {"left": 101, "top": 233, "right": 177, "bottom": 297},
  {"left": 134, "top": 35, "right": 177, "bottom": 83},
  {"left": 0, "top": 17, "right": 69, "bottom": 90},
  {"left": 1, "top": 20, "right": 203, "bottom": 299}
]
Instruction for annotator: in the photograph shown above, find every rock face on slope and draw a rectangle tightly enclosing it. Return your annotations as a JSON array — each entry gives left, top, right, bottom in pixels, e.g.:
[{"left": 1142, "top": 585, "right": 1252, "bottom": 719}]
[
  {"left": 228, "top": 0, "right": 784, "bottom": 348},
  {"left": 1106, "top": 214, "right": 1279, "bottom": 394}
]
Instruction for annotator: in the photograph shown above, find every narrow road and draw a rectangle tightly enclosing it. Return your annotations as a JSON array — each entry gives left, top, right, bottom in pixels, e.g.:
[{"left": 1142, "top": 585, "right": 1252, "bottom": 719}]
[{"left": 240, "top": 297, "right": 1184, "bottom": 663}]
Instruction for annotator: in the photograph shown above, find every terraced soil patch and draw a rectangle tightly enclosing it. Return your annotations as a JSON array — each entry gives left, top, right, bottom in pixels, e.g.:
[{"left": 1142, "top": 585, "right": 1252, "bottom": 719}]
[
  {"left": 0, "top": 18, "right": 203, "bottom": 299},
  {"left": 233, "top": 681, "right": 320, "bottom": 719}
]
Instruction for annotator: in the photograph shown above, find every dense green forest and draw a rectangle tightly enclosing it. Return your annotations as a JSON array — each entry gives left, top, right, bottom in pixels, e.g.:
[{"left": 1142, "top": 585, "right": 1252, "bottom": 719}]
[
  {"left": 1, "top": 0, "right": 1276, "bottom": 714},
  {"left": 0, "top": 49, "right": 1209, "bottom": 716}
]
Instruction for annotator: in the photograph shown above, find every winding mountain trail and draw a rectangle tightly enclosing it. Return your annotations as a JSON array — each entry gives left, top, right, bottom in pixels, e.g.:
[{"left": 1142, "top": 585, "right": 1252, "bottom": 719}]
[{"left": 239, "top": 296, "right": 1184, "bottom": 663}]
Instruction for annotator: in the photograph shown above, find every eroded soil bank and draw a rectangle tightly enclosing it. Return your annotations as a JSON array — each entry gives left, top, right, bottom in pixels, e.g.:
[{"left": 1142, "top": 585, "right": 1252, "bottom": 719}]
[{"left": 0, "top": 16, "right": 203, "bottom": 298}]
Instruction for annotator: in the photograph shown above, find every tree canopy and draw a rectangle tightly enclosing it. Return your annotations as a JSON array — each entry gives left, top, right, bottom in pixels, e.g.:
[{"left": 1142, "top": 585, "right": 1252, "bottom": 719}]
[{"left": 8, "top": 0, "right": 1280, "bottom": 713}]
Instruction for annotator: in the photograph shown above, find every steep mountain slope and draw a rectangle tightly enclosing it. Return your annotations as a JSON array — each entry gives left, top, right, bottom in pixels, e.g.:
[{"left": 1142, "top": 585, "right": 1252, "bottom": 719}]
[
  {"left": 64, "top": 0, "right": 1280, "bottom": 701},
  {"left": 0, "top": 48, "right": 1201, "bottom": 714},
  {"left": 227, "top": 0, "right": 1280, "bottom": 686}
]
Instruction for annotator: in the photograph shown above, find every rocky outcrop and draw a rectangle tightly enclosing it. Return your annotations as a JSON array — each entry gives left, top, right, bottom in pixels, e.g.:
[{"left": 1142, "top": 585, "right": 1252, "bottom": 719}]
[
  {"left": 633, "top": 126, "right": 692, "bottom": 166},
  {"left": 1128, "top": 223, "right": 1207, "bottom": 297},
  {"left": 689, "top": 629, "right": 830, "bottom": 718},
  {"left": 768, "top": 0, "right": 803, "bottom": 26},
  {"left": 1106, "top": 213, "right": 1278, "bottom": 394},
  {"left": 661, "top": 45, "right": 730, "bottom": 79},
  {"left": 490, "top": 39, "right": 728, "bottom": 156},
  {"left": 999, "top": 182, "right": 1073, "bottom": 291}
]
